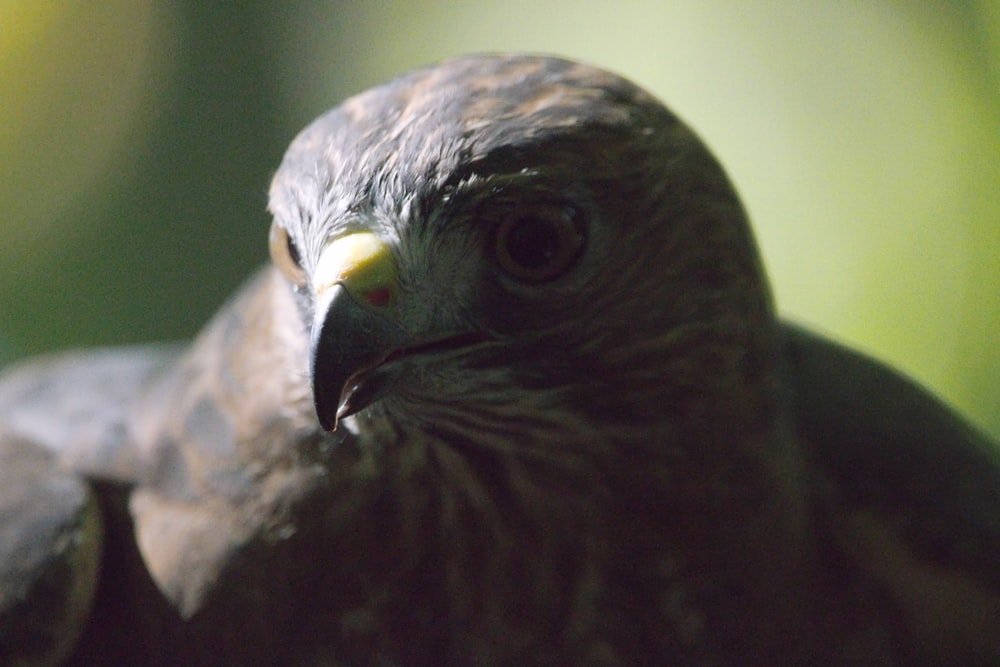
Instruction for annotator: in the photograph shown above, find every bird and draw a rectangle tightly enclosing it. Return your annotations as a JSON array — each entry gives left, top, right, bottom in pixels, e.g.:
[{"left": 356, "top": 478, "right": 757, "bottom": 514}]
[{"left": 0, "top": 53, "right": 997, "bottom": 667}]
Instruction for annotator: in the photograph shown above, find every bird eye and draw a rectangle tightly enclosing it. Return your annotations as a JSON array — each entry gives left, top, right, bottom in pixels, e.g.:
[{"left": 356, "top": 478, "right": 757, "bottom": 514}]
[
  {"left": 269, "top": 221, "right": 307, "bottom": 287},
  {"left": 494, "top": 204, "right": 585, "bottom": 283}
]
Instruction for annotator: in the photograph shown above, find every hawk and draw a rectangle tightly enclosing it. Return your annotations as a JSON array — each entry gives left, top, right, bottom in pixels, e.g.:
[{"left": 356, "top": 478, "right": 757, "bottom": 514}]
[{"left": 1, "top": 54, "right": 997, "bottom": 666}]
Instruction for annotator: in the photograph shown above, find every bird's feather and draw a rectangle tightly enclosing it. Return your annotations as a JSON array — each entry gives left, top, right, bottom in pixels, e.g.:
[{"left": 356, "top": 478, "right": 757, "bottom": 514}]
[
  {"left": 1, "top": 54, "right": 997, "bottom": 667},
  {"left": 785, "top": 322, "right": 1000, "bottom": 664}
]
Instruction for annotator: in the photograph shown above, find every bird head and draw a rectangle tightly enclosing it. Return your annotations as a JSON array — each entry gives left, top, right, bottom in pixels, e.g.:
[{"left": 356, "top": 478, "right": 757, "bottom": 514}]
[{"left": 267, "top": 54, "right": 778, "bottom": 448}]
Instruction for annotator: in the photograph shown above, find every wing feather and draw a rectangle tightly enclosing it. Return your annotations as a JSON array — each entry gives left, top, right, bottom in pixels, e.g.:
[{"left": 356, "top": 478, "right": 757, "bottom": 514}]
[{"left": 783, "top": 322, "right": 1000, "bottom": 664}]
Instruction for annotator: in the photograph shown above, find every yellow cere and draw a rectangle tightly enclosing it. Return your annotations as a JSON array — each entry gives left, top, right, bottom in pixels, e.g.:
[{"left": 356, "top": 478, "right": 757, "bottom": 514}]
[{"left": 312, "top": 232, "right": 397, "bottom": 307}]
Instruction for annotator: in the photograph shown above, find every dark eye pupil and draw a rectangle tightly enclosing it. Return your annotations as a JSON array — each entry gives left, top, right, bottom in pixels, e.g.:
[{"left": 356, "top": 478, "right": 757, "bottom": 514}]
[
  {"left": 494, "top": 204, "right": 585, "bottom": 283},
  {"left": 504, "top": 218, "right": 560, "bottom": 270},
  {"left": 287, "top": 234, "right": 302, "bottom": 268}
]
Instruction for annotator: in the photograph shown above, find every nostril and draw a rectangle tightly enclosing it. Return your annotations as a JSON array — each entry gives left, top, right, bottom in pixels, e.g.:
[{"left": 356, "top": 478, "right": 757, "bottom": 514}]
[{"left": 362, "top": 287, "right": 392, "bottom": 307}]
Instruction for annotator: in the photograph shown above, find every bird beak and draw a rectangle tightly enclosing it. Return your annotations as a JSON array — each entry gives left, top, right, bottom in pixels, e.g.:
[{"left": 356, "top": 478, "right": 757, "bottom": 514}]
[{"left": 309, "top": 232, "right": 407, "bottom": 431}]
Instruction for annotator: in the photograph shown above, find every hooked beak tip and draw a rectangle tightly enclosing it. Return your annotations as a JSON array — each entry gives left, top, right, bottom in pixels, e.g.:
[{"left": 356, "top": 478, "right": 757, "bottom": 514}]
[{"left": 309, "top": 283, "right": 406, "bottom": 431}]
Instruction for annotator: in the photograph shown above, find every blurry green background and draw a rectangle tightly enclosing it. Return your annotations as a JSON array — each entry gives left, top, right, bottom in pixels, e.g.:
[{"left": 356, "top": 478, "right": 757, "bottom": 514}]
[{"left": 1, "top": 1, "right": 998, "bottom": 439}]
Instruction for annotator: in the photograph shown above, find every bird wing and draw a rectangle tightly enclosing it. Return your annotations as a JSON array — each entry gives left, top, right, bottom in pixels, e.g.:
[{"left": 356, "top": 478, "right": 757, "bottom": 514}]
[
  {"left": 0, "top": 267, "right": 333, "bottom": 617},
  {"left": 121, "top": 266, "right": 338, "bottom": 620},
  {"left": 783, "top": 322, "right": 1000, "bottom": 664},
  {"left": 0, "top": 434, "right": 104, "bottom": 666},
  {"left": 0, "top": 344, "right": 181, "bottom": 483},
  {"left": 1, "top": 267, "right": 345, "bottom": 664},
  {"left": 0, "top": 341, "right": 179, "bottom": 663}
]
